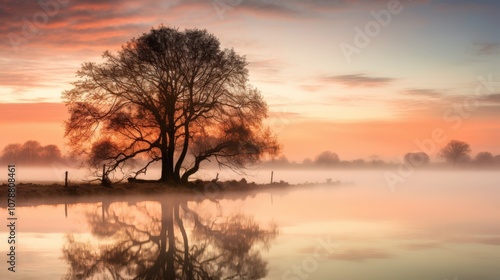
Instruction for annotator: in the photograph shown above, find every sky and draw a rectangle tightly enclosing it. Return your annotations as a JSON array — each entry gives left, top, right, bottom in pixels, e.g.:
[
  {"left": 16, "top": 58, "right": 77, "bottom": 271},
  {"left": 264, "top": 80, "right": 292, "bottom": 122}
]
[{"left": 1, "top": 0, "right": 500, "bottom": 162}]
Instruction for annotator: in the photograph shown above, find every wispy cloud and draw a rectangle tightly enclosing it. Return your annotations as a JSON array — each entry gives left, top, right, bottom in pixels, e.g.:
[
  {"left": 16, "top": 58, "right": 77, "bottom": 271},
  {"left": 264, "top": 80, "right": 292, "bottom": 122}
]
[
  {"left": 327, "top": 248, "right": 393, "bottom": 262},
  {"left": 449, "top": 235, "right": 500, "bottom": 246},
  {"left": 401, "top": 88, "right": 443, "bottom": 98},
  {"left": 435, "top": 0, "right": 499, "bottom": 13},
  {"left": 390, "top": 90, "right": 500, "bottom": 119},
  {"left": 248, "top": 58, "right": 290, "bottom": 83},
  {"left": 267, "top": 110, "right": 302, "bottom": 119},
  {"left": 299, "top": 84, "right": 324, "bottom": 92},
  {"left": 474, "top": 42, "right": 500, "bottom": 55},
  {"left": 229, "top": 1, "right": 304, "bottom": 19},
  {"left": 1, "top": 0, "right": 158, "bottom": 52},
  {"left": 320, "top": 74, "right": 395, "bottom": 87},
  {"left": 213, "top": 0, "right": 496, "bottom": 18},
  {"left": 474, "top": 236, "right": 500, "bottom": 246},
  {"left": 482, "top": 93, "right": 500, "bottom": 104},
  {"left": 400, "top": 241, "right": 442, "bottom": 251}
]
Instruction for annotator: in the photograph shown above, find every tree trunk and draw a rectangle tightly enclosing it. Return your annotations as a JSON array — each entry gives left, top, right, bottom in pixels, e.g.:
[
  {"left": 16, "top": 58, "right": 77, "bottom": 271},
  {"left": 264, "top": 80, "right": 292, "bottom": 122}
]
[
  {"left": 139, "top": 201, "right": 171, "bottom": 279},
  {"left": 164, "top": 202, "right": 176, "bottom": 279},
  {"left": 181, "top": 159, "right": 201, "bottom": 184},
  {"left": 159, "top": 132, "right": 175, "bottom": 183},
  {"left": 174, "top": 123, "right": 190, "bottom": 182},
  {"left": 160, "top": 155, "right": 173, "bottom": 183}
]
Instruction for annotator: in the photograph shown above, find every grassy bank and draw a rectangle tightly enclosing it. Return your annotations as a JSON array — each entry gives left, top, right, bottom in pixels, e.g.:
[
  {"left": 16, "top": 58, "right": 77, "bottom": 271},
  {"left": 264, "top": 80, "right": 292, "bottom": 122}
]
[{"left": 1, "top": 178, "right": 332, "bottom": 207}]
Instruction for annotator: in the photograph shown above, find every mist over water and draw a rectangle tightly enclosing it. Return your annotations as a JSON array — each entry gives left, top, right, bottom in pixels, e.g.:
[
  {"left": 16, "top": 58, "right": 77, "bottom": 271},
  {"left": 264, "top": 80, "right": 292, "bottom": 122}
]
[
  {"left": 13, "top": 165, "right": 500, "bottom": 187},
  {"left": 3, "top": 169, "right": 499, "bottom": 279}
]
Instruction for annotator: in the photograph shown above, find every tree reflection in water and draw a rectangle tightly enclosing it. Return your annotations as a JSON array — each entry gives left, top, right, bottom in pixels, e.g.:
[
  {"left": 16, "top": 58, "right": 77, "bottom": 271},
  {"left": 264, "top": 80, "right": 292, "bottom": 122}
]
[{"left": 62, "top": 197, "right": 278, "bottom": 279}]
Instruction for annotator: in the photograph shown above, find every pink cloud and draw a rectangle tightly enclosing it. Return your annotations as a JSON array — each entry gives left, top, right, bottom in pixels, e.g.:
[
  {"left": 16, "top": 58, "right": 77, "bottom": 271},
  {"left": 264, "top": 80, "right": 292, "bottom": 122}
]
[
  {"left": 327, "top": 248, "right": 393, "bottom": 262},
  {"left": 320, "top": 74, "right": 395, "bottom": 88}
]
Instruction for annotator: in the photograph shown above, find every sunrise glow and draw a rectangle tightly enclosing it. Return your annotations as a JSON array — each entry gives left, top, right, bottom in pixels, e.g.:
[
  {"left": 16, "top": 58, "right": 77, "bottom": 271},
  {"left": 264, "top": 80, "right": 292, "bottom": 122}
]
[{"left": 1, "top": 0, "right": 499, "bottom": 161}]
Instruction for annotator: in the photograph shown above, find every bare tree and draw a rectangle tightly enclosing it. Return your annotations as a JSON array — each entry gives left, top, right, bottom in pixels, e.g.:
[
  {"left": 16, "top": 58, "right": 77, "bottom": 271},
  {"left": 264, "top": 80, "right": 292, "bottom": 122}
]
[
  {"left": 63, "top": 26, "right": 279, "bottom": 184},
  {"left": 439, "top": 140, "right": 471, "bottom": 166}
]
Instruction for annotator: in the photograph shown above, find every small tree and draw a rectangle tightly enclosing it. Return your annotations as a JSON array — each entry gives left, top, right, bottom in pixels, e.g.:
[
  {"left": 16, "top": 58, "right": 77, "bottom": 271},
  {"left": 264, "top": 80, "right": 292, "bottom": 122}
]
[
  {"left": 439, "top": 140, "right": 471, "bottom": 166},
  {"left": 314, "top": 151, "right": 340, "bottom": 165},
  {"left": 474, "top": 152, "right": 494, "bottom": 166},
  {"left": 38, "top": 144, "right": 63, "bottom": 163},
  {"left": 494, "top": 155, "right": 500, "bottom": 166},
  {"left": 404, "top": 152, "right": 430, "bottom": 167}
]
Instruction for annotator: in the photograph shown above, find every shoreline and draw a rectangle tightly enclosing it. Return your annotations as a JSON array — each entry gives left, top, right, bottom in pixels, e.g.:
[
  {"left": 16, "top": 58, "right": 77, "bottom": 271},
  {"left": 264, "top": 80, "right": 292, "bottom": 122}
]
[{"left": 1, "top": 180, "right": 342, "bottom": 207}]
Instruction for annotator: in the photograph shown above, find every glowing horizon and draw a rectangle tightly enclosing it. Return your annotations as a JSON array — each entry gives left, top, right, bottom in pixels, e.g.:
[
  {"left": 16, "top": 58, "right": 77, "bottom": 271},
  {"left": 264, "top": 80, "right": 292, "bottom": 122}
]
[{"left": 1, "top": 0, "right": 500, "bottom": 162}]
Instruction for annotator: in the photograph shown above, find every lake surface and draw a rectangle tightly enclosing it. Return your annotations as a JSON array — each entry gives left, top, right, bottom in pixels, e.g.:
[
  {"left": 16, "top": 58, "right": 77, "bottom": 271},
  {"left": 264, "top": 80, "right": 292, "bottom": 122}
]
[{"left": 1, "top": 170, "right": 500, "bottom": 279}]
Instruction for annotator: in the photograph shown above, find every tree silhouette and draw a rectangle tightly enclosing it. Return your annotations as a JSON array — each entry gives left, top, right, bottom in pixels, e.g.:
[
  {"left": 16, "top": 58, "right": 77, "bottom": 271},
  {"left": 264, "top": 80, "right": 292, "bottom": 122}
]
[
  {"left": 0, "top": 141, "right": 63, "bottom": 165},
  {"left": 38, "top": 144, "right": 62, "bottom": 162},
  {"left": 494, "top": 155, "right": 500, "bottom": 165},
  {"left": 62, "top": 198, "right": 278, "bottom": 279},
  {"left": 20, "top": 140, "right": 41, "bottom": 163},
  {"left": 63, "top": 26, "right": 279, "bottom": 183},
  {"left": 403, "top": 152, "right": 430, "bottom": 167},
  {"left": 474, "top": 152, "right": 494, "bottom": 166},
  {"left": 0, "top": 143, "right": 22, "bottom": 163},
  {"left": 439, "top": 140, "right": 471, "bottom": 166},
  {"left": 314, "top": 151, "right": 340, "bottom": 165}
]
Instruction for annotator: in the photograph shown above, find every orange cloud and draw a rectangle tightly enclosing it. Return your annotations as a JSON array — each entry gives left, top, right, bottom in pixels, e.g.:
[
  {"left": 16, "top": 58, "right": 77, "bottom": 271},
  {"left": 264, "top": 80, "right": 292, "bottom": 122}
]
[
  {"left": 327, "top": 248, "right": 393, "bottom": 262},
  {"left": 399, "top": 241, "right": 442, "bottom": 251},
  {"left": 320, "top": 74, "right": 395, "bottom": 88}
]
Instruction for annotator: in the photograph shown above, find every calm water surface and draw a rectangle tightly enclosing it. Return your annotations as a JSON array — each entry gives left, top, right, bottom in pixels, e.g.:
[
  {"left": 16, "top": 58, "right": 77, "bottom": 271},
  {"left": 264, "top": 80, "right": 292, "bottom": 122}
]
[{"left": 1, "top": 170, "right": 499, "bottom": 279}]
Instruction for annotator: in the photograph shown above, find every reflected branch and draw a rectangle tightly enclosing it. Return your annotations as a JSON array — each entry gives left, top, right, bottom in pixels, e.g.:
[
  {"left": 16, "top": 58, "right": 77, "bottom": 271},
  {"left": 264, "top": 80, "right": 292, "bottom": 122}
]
[{"left": 63, "top": 198, "right": 278, "bottom": 279}]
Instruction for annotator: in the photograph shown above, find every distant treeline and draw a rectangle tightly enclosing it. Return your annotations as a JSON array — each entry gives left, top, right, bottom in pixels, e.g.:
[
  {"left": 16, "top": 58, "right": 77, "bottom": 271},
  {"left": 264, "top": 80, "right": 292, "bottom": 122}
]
[
  {"left": 1, "top": 140, "right": 499, "bottom": 168},
  {"left": 262, "top": 148, "right": 500, "bottom": 168},
  {"left": 0, "top": 141, "right": 66, "bottom": 165}
]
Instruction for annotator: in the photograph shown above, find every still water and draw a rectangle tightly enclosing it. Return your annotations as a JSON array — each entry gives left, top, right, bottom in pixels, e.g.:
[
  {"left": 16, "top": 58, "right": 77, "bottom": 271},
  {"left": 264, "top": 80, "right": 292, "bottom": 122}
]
[{"left": 1, "top": 170, "right": 499, "bottom": 279}]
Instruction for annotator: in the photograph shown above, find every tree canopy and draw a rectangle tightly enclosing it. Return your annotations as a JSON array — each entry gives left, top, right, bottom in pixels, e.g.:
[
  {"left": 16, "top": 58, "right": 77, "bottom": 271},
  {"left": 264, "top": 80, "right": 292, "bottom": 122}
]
[
  {"left": 474, "top": 151, "right": 494, "bottom": 165},
  {"left": 0, "top": 140, "right": 63, "bottom": 165},
  {"left": 404, "top": 152, "right": 430, "bottom": 167},
  {"left": 63, "top": 26, "right": 279, "bottom": 183},
  {"left": 439, "top": 140, "right": 471, "bottom": 166},
  {"left": 314, "top": 151, "right": 340, "bottom": 165}
]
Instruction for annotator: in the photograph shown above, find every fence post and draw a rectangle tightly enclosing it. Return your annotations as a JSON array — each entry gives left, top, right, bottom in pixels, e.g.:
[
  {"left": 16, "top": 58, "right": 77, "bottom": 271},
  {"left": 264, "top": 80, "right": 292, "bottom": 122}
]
[
  {"left": 270, "top": 171, "right": 274, "bottom": 184},
  {"left": 65, "top": 171, "right": 68, "bottom": 187}
]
